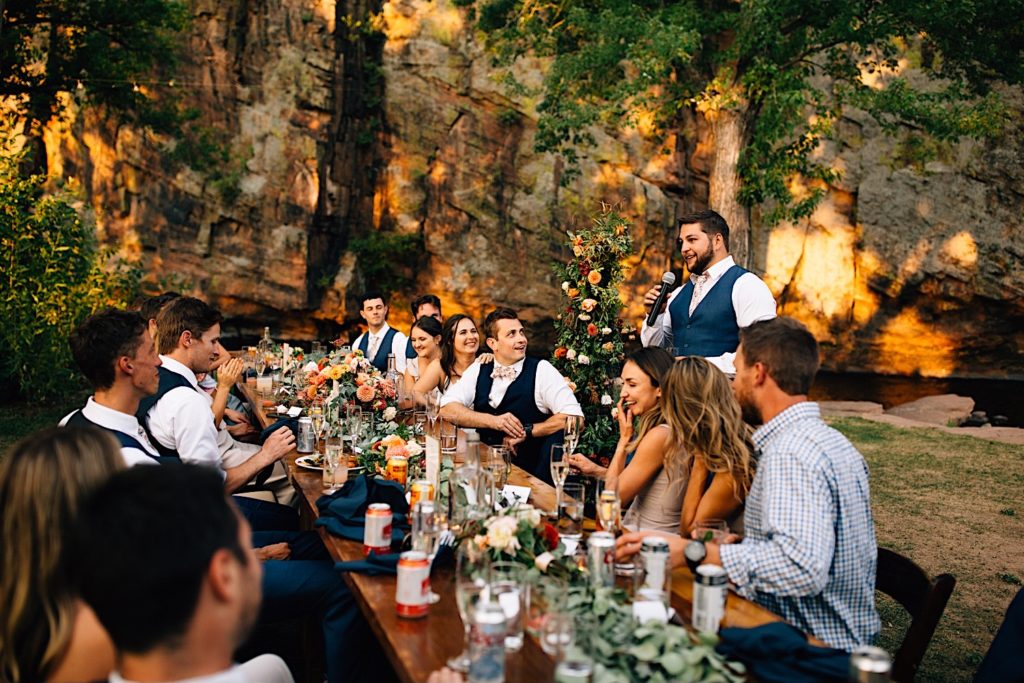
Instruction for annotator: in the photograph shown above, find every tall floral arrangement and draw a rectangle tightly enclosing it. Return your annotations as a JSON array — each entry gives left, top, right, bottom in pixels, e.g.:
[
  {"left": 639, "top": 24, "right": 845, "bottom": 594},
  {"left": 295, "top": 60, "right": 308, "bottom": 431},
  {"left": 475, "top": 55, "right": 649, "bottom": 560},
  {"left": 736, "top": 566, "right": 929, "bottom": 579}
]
[{"left": 551, "top": 208, "right": 636, "bottom": 466}]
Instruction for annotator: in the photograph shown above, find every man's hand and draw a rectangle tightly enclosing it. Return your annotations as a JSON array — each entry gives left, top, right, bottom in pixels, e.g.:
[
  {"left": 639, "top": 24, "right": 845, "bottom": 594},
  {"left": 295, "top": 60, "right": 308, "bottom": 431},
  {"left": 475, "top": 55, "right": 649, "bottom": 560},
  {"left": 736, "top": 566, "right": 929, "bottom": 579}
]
[
  {"left": 643, "top": 284, "right": 667, "bottom": 317},
  {"left": 426, "top": 668, "right": 463, "bottom": 683},
  {"left": 616, "top": 530, "right": 687, "bottom": 569},
  {"left": 260, "top": 426, "right": 295, "bottom": 462},
  {"left": 254, "top": 542, "right": 291, "bottom": 561},
  {"left": 227, "top": 421, "right": 258, "bottom": 441},
  {"left": 216, "top": 357, "right": 245, "bottom": 389},
  {"left": 492, "top": 413, "right": 525, "bottom": 439},
  {"left": 503, "top": 435, "right": 525, "bottom": 451},
  {"left": 225, "top": 408, "right": 251, "bottom": 425}
]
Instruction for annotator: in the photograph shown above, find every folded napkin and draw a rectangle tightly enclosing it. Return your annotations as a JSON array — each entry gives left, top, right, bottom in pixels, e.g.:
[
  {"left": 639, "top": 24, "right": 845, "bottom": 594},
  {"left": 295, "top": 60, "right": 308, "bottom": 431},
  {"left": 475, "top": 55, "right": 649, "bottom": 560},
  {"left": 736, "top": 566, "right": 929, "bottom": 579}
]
[
  {"left": 715, "top": 622, "right": 849, "bottom": 683},
  {"left": 335, "top": 552, "right": 401, "bottom": 576},
  {"left": 314, "top": 474, "right": 410, "bottom": 546},
  {"left": 260, "top": 417, "right": 298, "bottom": 443}
]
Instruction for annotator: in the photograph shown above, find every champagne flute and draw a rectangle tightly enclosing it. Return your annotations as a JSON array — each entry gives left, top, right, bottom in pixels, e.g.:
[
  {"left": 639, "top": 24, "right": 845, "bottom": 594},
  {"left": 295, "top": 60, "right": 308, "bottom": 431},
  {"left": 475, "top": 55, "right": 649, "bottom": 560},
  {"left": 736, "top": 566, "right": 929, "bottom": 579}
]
[
  {"left": 345, "top": 404, "right": 364, "bottom": 459},
  {"left": 549, "top": 444, "right": 569, "bottom": 514},
  {"left": 597, "top": 488, "right": 621, "bottom": 533},
  {"left": 564, "top": 414, "right": 583, "bottom": 455},
  {"left": 448, "top": 544, "right": 490, "bottom": 672},
  {"left": 310, "top": 401, "right": 326, "bottom": 455}
]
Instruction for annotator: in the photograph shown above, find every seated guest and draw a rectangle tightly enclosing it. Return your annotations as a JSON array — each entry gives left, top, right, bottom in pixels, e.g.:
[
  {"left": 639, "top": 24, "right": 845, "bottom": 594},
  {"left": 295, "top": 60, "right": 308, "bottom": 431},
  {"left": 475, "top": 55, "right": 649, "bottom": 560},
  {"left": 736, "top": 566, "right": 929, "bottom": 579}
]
[
  {"left": 405, "top": 294, "right": 444, "bottom": 359},
  {"left": 440, "top": 307, "right": 583, "bottom": 481},
  {"left": 0, "top": 426, "right": 121, "bottom": 683},
  {"left": 137, "top": 291, "right": 180, "bottom": 349},
  {"left": 138, "top": 297, "right": 297, "bottom": 513},
  {"left": 404, "top": 315, "right": 443, "bottom": 395},
  {"left": 663, "top": 356, "right": 756, "bottom": 535},
  {"left": 617, "top": 317, "right": 880, "bottom": 651},
  {"left": 974, "top": 588, "right": 1024, "bottom": 682},
  {"left": 351, "top": 290, "right": 408, "bottom": 374},
  {"left": 61, "top": 309, "right": 164, "bottom": 465},
  {"left": 570, "top": 348, "right": 682, "bottom": 534},
  {"left": 414, "top": 314, "right": 491, "bottom": 397},
  {"left": 73, "top": 464, "right": 293, "bottom": 683}
]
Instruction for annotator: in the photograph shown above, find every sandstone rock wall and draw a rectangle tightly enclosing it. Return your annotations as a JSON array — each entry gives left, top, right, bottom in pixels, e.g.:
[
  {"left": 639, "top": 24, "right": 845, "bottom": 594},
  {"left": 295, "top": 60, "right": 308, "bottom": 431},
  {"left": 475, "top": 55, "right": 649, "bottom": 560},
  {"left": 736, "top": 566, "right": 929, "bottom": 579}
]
[{"left": 36, "top": 0, "right": 1024, "bottom": 377}]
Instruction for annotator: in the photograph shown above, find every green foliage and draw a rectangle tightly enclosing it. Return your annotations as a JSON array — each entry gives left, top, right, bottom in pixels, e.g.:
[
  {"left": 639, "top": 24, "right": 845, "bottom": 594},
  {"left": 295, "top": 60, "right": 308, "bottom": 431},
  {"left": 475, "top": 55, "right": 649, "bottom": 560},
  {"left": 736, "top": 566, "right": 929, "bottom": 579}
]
[
  {"left": 549, "top": 209, "right": 635, "bottom": 463},
  {"left": 349, "top": 230, "right": 423, "bottom": 294},
  {"left": 166, "top": 122, "right": 250, "bottom": 204},
  {"left": 0, "top": 145, "right": 140, "bottom": 398},
  {"left": 467, "top": 0, "right": 1023, "bottom": 222}
]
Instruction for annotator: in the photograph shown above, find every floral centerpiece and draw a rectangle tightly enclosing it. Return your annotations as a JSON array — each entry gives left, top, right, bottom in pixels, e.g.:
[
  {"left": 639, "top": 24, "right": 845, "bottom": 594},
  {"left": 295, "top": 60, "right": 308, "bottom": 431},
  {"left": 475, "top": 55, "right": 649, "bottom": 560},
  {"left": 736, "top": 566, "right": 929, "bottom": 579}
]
[
  {"left": 458, "top": 505, "right": 578, "bottom": 581},
  {"left": 360, "top": 429, "right": 422, "bottom": 476},
  {"left": 550, "top": 208, "right": 636, "bottom": 466},
  {"left": 298, "top": 347, "right": 400, "bottom": 440}
]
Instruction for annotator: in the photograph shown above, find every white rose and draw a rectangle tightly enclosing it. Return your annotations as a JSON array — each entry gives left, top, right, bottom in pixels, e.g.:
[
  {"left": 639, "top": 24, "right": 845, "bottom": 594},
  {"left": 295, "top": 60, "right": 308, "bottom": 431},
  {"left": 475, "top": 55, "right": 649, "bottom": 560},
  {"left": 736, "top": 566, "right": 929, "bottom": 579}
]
[
  {"left": 561, "top": 281, "right": 570, "bottom": 292},
  {"left": 566, "top": 349, "right": 577, "bottom": 361},
  {"left": 601, "top": 394, "right": 613, "bottom": 406},
  {"left": 405, "top": 442, "right": 424, "bottom": 457},
  {"left": 382, "top": 406, "right": 397, "bottom": 421},
  {"left": 485, "top": 516, "right": 522, "bottom": 554},
  {"left": 578, "top": 313, "right": 591, "bottom": 321},
  {"left": 513, "top": 505, "right": 542, "bottom": 527},
  {"left": 535, "top": 551, "right": 555, "bottom": 572},
  {"left": 601, "top": 327, "right": 612, "bottom": 335},
  {"left": 579, "top": 355, "right": 590, "bottom": 365}
]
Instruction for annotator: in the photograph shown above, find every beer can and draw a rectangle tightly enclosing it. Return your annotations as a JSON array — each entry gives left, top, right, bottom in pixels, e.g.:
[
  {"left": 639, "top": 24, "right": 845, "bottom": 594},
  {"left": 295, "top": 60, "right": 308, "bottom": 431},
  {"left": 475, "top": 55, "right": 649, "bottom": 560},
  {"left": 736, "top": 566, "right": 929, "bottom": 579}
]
[
  {"left": 468, "top": 600, "right": 506, "bottom": 683},
  {"left": 297, "top": 417, "right": 315, "bottom": 453},
  {"left": 849, "top": 646, "right": 892, "bottom": 682},
  {"left": 363, "top": 503, "right": 393, "bottom": 556},
  {"left": 639, "top": 536, "right": 671, "bottom": 600},
  {"left": 409, "top": 479, "right": 435, "bottom": 508},
  {"left": 692, "top": 564, "right": 727, "bottom": 633},
  {"left": 395, "top": 550, "right": 431, "bottom": 618},
  {"left": 587, "top": 531, "right": 616, "bottom": 588},
  {"left": 386, "top": 455, "right": 408, "bottom": 486}
]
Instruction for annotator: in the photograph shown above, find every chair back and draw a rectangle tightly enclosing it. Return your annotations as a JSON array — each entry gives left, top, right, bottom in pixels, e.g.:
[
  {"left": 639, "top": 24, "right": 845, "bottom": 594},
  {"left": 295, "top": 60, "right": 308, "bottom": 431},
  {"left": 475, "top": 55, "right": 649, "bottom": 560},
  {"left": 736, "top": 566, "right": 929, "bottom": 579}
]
[{"left": 876, "top": 547, "right": 956, "bottom": 682}]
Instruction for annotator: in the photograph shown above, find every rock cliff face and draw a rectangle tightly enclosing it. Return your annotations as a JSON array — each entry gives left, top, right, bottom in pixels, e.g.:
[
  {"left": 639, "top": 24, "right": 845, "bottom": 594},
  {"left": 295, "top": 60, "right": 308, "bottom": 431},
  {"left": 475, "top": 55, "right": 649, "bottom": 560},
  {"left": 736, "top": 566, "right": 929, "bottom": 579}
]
[{"left": 39, "top": 0, "right": 1024, "bottom": 377}]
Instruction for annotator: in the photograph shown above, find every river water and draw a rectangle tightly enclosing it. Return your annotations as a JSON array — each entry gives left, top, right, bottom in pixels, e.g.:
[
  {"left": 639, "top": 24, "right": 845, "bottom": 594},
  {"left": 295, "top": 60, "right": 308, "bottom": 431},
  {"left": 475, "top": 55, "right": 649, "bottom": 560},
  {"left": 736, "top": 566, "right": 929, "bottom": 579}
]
[{"left": 809, "top": 371, "right": 1024, "bottom": 427}]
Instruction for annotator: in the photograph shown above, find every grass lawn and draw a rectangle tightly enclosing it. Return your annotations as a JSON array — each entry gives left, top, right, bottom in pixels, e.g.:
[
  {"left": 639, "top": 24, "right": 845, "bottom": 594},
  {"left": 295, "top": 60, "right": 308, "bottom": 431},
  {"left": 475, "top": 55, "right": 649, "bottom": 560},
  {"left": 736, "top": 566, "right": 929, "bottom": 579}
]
[{"left": 0, "top": 402, "right": 1019, "bottom": 682}]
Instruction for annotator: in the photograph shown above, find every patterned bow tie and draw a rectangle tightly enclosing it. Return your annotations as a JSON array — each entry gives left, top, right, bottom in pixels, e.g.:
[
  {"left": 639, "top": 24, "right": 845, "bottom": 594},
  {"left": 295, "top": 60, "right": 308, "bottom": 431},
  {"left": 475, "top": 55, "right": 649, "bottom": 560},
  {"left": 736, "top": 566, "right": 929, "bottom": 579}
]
[{"left": 492, "top": 365, "right": 517, "bottom": 380}]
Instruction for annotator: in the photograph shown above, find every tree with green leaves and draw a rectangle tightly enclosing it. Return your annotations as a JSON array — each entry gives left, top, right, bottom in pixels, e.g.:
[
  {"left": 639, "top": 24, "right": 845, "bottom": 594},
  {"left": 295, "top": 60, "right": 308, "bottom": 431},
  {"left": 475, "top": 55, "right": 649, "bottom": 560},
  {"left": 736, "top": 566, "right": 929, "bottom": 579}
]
[
  {"left": 469, "top": 0, "right": 1024, "bottom": 263},
  {"left": 1, "top": 0, "right": 188, "bottom": 170}
]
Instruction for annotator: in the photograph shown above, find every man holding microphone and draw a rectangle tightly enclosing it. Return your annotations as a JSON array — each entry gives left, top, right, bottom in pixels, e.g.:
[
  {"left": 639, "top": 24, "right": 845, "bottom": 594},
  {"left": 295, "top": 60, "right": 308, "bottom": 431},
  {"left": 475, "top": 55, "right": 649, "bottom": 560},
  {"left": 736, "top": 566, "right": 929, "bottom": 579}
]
[{"left": 642, "top": 209, "right": 777, "bottom": 375}]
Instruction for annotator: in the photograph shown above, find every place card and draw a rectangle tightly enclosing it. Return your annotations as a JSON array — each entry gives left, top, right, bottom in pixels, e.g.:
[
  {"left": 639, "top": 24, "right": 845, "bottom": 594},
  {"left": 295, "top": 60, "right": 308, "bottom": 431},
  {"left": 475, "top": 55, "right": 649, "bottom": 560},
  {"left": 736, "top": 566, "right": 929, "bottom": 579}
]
[{"left": 502, "top": 485, "right": 531, "bottom": 505}]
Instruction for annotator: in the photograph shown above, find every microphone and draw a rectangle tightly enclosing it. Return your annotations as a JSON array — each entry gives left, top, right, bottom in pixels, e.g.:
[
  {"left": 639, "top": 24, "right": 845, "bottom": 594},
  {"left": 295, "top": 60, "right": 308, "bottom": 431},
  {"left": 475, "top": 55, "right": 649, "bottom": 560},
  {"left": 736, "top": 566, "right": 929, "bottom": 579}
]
[{"left": 646, "top": 272, "right": 677, "bottom": 326}]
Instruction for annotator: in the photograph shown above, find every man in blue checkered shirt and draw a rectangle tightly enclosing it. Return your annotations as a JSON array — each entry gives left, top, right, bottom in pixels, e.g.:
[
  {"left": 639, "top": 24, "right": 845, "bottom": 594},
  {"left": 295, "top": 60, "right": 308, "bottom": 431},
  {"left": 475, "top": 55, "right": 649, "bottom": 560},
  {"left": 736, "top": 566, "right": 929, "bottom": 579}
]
[
  {"left": 617, "top": 316, "right": 880, "bottom": 651},
  {"left": 717, "top": 316, "right": 880, "bottom": 650}
]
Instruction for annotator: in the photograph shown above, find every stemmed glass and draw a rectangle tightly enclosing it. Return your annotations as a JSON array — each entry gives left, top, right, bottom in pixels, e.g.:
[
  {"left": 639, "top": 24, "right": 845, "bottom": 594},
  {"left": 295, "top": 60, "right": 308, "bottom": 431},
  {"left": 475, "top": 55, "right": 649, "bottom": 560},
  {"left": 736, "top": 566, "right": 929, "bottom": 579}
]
[
  {"left": 344, "top": 404, "right": 364, "bottom": 457},
  {"left": 310, "top": 400, "right": 326, "bottom": 455},
  {"left": 549, "top": 444, "right": 569, "bottom": 514},
  {"left": 597, "top": 488, "right": 621, "bottom": 533},
  {"left": 448, "top": 544, "right": 490, "bottom": 672},
  {"left": 564, "top": 415, "right": 583, "bottom": 455},
  {"left": 411, "top": 502, "right": 447, "bottom": 604}
]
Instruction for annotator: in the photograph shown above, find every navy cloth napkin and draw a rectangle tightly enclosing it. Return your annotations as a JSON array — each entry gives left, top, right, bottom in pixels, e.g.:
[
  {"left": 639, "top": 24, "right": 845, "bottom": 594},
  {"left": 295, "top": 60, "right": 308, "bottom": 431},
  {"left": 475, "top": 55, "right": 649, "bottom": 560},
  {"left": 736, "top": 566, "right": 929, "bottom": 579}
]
[
  {"left": 335, "top": 552, "right": 402, "bottom": 576},
  {"left": 715, "top": 622, "right": 850, "bottom": 683},
  {"left": 260, "top": 417, "right": 298, "bottom": 443},
  {"left": 314, "top": 474, "right": 410, "bottom": 546}
]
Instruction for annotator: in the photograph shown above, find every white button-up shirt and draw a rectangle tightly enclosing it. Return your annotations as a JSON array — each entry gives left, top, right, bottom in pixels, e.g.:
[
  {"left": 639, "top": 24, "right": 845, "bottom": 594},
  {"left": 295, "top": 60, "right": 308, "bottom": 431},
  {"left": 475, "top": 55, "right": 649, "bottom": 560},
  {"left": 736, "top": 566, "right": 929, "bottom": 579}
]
[
  {"left": 352, "top": 322, "right": 409, "bottom": 374},
  {"left": 441, "top": 358, "right": 583, "bottom": 417},
  {"left": 640, "top": 255, "right": 777, "bottom": 374},
  {"left": 60, "top": 397, "right": 160, "bottom": 467}
]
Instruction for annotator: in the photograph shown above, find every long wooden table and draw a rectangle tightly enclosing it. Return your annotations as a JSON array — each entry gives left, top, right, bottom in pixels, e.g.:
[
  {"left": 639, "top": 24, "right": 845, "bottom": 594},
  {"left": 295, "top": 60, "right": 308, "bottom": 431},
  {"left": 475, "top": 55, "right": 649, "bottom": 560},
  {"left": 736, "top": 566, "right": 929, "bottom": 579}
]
[{"left": 238, "top": 382, "right": 815, "bottom": 682}]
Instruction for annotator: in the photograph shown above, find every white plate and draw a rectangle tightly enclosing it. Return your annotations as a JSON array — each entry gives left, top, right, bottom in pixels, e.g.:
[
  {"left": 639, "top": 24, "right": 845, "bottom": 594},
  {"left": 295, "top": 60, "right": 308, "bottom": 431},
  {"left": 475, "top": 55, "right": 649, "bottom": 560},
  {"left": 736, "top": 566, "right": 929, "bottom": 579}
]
[{"left": 295, "top": 455, "right": 364, "bottom": 475}]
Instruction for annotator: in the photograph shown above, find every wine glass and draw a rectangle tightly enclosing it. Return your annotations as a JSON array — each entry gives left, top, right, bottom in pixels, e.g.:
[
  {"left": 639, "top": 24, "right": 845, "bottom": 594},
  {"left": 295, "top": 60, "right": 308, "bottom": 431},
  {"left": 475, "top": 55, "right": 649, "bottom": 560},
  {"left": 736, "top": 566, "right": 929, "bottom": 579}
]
[
  {"left": 597, "top": 489, "right": 621, "bottom": 533},
  {"left": 448, "top": 544, "right": 491, "bottom": 672},
  {"left": 411, "top": 502, "right": 446, "bottom": 604},
  {"left": 345, "top": 404, "right": 364, "bottom": 455},
  {"left": 310, "top": 400, "right": 326, "bottom": 455},
  {"left": 564, "top": 414, "right": 583, "bottom": 455},
  {"left": 549, "top": 444, "right": 569, "bottom": 513}
]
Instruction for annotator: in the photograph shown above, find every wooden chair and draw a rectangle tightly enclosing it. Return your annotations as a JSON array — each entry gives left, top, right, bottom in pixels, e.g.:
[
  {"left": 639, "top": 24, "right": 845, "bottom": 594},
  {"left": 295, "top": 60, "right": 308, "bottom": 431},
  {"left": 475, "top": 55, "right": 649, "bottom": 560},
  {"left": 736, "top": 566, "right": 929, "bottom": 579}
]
[{"left": 876, "top": 547, "right": 956, "bottom": 682}]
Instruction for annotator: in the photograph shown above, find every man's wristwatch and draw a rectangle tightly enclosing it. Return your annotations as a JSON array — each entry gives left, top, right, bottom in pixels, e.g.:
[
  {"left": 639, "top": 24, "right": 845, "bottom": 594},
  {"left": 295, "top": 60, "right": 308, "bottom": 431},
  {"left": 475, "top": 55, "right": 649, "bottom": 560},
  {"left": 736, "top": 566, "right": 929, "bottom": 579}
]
[
  {"left": 524, "top": 423, "right": 534, "bottom": 439},
  {"left": 684, "top": 540, "right": 706, "bottom": 573}
]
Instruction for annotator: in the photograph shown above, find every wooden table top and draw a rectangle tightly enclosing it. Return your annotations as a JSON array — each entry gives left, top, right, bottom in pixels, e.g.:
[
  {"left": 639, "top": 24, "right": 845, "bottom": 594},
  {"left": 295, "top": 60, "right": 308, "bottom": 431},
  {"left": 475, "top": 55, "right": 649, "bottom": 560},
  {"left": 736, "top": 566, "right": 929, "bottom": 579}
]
[{"left": 237, "top": 381, "right": 817, "bottom": 682}]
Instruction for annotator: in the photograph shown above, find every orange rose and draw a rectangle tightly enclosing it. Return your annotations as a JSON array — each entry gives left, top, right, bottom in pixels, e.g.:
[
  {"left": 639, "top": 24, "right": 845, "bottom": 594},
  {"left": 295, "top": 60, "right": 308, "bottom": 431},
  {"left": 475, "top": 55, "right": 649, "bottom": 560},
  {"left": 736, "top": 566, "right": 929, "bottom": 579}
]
[
  {"left": 554, "top": 346, "right": 568, "bottom": 359},
  {"left": 305, "top": 386, "right": 317, "bottom": 400},
  {"left": 587, "top": 270, "right": 602, "bottom": 285},
  {"left": 587, "top": 323, "right": 599, "bottom": 337},
  {"left": 567, "top": 287, "right": 580, "bottom": 298},
  {"left": 356, "top": 384, "right": 375, "bottom": 402}
]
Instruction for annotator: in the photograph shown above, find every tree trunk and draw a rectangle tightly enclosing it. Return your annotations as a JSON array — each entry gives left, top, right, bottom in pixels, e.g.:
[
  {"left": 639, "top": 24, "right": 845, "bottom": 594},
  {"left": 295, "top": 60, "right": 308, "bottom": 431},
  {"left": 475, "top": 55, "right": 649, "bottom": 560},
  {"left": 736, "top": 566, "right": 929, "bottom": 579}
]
[{"left": 705, "top": 107, "right": 751, "bottom": 267}]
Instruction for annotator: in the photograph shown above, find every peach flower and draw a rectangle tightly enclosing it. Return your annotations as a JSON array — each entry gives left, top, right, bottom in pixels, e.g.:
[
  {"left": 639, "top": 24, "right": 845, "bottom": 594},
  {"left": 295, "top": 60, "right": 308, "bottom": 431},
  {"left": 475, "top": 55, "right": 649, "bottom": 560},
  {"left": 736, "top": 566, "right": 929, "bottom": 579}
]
[
  {"left": 356, "top": 384, "right": 375, "bottom": 402},
  {"left": 580, "top": 298, "right": 598, "bottom": 312},
  {"left": 587, "top": 270, "right": 603, "bottom": 285}
]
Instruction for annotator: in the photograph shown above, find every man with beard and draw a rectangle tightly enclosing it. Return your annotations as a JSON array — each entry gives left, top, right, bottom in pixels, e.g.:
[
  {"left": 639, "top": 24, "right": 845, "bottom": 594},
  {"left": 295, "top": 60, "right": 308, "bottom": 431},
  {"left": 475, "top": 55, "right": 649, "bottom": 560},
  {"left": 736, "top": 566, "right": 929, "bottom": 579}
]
[
  {"left": 617, "top": 317, "right": 880, "bottom": 652},
  {"left": 74, "top": 465, "right": 293, "bottom": 682},
  {"left": 641, "top": 210, "right": 776, "bottom": 375}
]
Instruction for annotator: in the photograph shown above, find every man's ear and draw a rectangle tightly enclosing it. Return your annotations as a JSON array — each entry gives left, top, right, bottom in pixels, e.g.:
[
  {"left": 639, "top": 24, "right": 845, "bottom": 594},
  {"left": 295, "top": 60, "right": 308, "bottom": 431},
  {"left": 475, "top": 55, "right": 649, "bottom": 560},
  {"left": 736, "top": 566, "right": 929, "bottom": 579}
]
[
  {"left": 207, "top": 548, "right": 240, "bottom": 603},
  {"left": 118, "top": 355, "right": 135, "bottom": 377},
  {"left": 752, "top": 361, "right": 769, "bottom": 388},
  {"left": 486, "top": 337, "right": 497, "bottom": 352},
  {"left": 180, "top": 329, "right": 193, "bottom": 348}
]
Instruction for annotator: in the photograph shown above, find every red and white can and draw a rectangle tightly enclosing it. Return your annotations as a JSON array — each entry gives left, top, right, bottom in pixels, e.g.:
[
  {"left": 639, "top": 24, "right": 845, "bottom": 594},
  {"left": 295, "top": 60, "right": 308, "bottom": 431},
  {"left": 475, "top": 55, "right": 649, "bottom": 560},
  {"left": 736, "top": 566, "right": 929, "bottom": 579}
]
[
  {"left": 396, "top": 550, "right": 430, "bottom": 618},
  {"left": 363, "top": 503, "right": 393, "bottom": 556}
]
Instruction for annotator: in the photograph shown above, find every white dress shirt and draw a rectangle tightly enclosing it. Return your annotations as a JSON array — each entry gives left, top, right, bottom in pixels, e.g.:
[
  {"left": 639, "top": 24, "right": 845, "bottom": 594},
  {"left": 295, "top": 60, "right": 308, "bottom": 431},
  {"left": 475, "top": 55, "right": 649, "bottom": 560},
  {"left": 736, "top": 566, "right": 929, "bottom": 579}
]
[
  {"left": 640, "top": 255, "right": 776, "bottom": 374},
  {"left": 60, "top": 397, "right": 160, "bottom": 467},
  {"left": 352, "top": 322, "right": 408, "bottom": 373},
  {"left": 143, "top": 355, "right": 224, "bottom": 476},
  {"left": 110, "top": 654, "right": 293, "bottom": 683},
  {"left": 441, "top": 358, "right": 583, "bottom": 417}
]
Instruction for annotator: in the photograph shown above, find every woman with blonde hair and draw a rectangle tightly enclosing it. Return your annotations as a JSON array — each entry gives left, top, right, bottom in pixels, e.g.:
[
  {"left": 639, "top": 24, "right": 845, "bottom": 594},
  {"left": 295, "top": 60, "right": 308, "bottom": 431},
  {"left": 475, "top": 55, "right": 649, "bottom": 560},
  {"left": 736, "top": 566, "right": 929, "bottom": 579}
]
[
  {"left": 0, "top": 426, "right": 122, "bottom": 683},
  {"left": 661, "top": 356, "right": 756, "bottom": 534}
]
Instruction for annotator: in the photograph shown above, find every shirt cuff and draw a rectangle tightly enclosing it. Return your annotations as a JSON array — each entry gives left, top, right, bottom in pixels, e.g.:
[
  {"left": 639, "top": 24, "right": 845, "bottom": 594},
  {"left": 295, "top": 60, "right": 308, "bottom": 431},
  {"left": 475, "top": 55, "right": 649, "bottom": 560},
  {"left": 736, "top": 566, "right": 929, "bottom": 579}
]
[{"left": 719, "top": 543, "right": 753, "bottom": 598}]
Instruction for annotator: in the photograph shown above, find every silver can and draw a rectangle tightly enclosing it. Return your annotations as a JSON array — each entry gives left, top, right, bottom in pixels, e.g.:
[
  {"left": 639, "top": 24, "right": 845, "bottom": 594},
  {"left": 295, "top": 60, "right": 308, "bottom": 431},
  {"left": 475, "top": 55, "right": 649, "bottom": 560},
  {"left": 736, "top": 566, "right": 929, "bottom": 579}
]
[
  {"left": 692, "top": 564, "right": 727, "bottom": 632},
  {"left": 587, "top": 531, "right": 616, "bottom": 588},
  {"left": 296, "top": 416, "right": 314, "bottom": 453},
  {"left": 468, "top": 600, "right": 506, "bottom": 683},
  {"left": 637, "top": 536, "right": 671, "bottom": 605},
  {"left": 849, "top": 646, "right": 892, "bottom": 682}
]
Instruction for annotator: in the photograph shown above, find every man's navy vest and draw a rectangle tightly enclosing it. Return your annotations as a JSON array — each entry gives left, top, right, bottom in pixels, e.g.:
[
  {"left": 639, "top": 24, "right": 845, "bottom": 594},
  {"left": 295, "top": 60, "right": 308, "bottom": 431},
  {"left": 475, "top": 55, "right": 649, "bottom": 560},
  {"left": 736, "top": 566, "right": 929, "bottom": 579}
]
[
  {"left": 65, "top": 409, "right": 170, "bottom": 464},
  {"left": 473, "top": 357, "right": 551, "bottom": 475},
  {"left": 134, "top": 366, "right": 197, "bottom": 459},
  {"left": 357, "top": 327, "right": 399, "bottom": 372},
  {"left": 669, "top": 265, "right": 747, "bottom": 358}
]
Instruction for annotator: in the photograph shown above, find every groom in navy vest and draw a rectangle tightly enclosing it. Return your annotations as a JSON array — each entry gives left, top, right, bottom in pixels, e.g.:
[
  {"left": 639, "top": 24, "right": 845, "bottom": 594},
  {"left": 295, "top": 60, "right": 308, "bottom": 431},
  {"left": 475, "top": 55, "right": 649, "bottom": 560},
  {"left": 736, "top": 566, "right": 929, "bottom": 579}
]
[
  {"left": 440, "top": 307, "right": 584, "bottom": 483},
  {"left": 641, "top": 209, "right": 776, "bottom": 376},
  {"left": 352, "top": 290, "right": 409, "bottom": 374}
]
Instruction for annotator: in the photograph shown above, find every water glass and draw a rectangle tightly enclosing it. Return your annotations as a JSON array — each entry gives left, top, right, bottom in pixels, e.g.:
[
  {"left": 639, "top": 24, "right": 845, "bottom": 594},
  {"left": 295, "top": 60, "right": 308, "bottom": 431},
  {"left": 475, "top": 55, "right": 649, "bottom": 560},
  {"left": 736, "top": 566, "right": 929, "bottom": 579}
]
[
  {"left": 485, "top": 462, "right": 508, "bottom": 491},
  {"left": 540, "top": 612, "right": 574, "bottom": 658},
  {"left": 449, "top": 545, "right": 490, "bottom": 672},
  {"left": 440, "top": 418, "right": 458, "bottom": 457},
  {"left": 413, "top": 411, "right": 428, "bottom": 447},
  {"left": 490, "top": 561, "right": 526, "bottom": 652},
  {"left": 558, "top": 482, "right": 584, "bottom": 541},
  {"left": 694, "top": 518, "right": 729, "bottom": 543}
]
